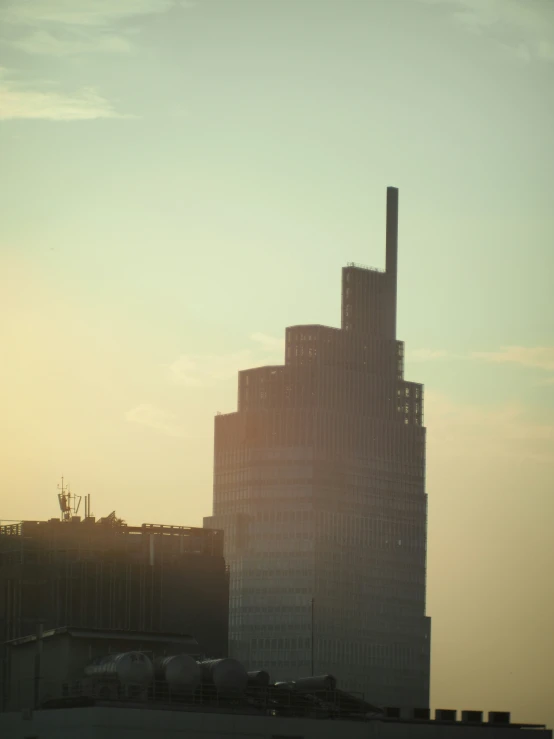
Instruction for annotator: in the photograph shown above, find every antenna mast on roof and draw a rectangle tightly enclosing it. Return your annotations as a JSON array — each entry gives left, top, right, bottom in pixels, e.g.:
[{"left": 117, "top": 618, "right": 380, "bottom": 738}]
[{"left": 57, "top": 476, "right": 82, "bottom": 522}]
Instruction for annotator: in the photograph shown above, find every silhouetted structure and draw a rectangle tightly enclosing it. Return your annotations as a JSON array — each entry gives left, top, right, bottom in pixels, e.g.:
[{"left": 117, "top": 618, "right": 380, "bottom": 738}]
[
  {"left": 205, "top": 187, "right": 430, "bottom": 708},
  {"left": 0, "top": 515, "right": 229, "bottom": 708},
  {"left": 3, "top": 626, "right": 549, "bottom": 738}
]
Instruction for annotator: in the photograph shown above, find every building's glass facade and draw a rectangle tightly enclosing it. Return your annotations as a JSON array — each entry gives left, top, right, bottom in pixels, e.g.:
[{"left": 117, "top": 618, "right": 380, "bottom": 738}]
[{"left": 204, "top": 188, "right": 430, "bottom": 708}]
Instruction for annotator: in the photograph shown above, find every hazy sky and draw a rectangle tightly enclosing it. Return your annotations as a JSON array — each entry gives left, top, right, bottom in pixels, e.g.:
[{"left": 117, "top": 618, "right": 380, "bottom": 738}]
[{"left": 1, "top": 0, "right": 553, "bottom": 727}]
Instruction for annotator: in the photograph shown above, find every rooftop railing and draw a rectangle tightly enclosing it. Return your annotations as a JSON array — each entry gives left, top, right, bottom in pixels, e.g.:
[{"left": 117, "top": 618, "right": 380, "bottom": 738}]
[
  {"left": 8, "top": 677, "right": 378, "bottom": 721},
  {"left": 346, "top": 262, "right": 386, "bottom": 273}
]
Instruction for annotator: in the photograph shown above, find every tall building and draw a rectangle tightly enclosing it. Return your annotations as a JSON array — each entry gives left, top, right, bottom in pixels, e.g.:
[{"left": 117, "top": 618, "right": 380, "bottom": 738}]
[{"left": 204, "top": 187, "right": 430, "bottom": 709}]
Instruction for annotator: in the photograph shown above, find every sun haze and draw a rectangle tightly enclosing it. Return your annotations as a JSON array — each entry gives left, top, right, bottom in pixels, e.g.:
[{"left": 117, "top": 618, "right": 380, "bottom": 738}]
[{"left": 1, "top": 0, "right": 553, "bottom": 727}]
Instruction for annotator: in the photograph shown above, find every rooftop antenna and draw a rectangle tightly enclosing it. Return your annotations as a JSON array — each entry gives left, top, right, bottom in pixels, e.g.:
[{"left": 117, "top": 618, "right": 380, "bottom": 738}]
[{"left": 57, "top": 476, "right": 82, "bottom": 522}]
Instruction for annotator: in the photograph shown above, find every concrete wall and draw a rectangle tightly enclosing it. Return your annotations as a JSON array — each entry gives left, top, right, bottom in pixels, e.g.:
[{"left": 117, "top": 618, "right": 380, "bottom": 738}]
[
  {"left": 0, "top": 707, "right": 551, "bottom": 739},
  {"left": 6, "top": 634, "right": 72, "bottom": 711}
]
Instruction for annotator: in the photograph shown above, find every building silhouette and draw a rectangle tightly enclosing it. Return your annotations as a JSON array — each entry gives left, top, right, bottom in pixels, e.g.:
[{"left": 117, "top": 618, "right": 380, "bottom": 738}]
[
  {"left": 0, "top": 509, "right": 229, "bottom": 708},
  {"left": 204, "top": 187, "right": 430, "bottom": 708},
  {"left": 2, "top": 627, "right": 548, "bottom": 738}
]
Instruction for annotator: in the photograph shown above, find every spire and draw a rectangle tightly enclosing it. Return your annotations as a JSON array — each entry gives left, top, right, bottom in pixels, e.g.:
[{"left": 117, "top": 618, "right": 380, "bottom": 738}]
[{"left": 385, "top": 186, "right": 399, "bottom": 338}]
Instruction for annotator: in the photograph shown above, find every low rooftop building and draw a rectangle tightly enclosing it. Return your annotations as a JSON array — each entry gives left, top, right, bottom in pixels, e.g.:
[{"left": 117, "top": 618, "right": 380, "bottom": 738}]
[{"left": 0, "top": 626, "right": 550, "bottom": 739}]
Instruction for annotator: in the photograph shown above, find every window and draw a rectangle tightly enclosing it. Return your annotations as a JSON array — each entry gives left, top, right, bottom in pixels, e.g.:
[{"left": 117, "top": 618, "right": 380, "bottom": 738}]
[{"left": 405, "top": 388, "right": 410, "bottom": 397}]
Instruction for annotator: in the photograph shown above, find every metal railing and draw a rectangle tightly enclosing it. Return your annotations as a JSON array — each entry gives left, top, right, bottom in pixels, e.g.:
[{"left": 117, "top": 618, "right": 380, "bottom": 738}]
[
  {"left": 8, "top": 677, "right": 378, "bottom": 721},
  {"left": 346, "top": 262, "right": 386, "bottom": 273}
]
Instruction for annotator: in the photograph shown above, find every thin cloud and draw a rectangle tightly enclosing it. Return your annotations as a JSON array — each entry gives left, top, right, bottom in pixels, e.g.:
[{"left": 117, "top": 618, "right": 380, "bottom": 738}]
[
  {"left": 2, "top": 0, "right": 195, "bottom": 57},
  {"left": 168, "top": 351, "right": 256, "bottom": 387},
  {"left": 10, "top": 29, "right": 133, "bottom": 56},
  {"left": 167, "top": 334, "right": 284, "bottom": 387},
  {"left": 472, "top": 346, "right": 554, "bottom": 372},
  {"left": 125, "top": 404, "right": 186, "bottom": 438},
  {"left": 250, "top": 332, "right": 285, "bottom": 353},
  {"left": 407, "top": 349, "right": 449, "bottom": 362},
  {"left": 0, "top": 73, "right": 128, "bottom": 121},
  {"left": 425, "top": 391, "right": 554, "bottom": 464},
  {"left": 167, "top": 356, "right": 207, "bottom": 388},
  {"left": 2, "top": 0, "right": 181, "bottom": 28},
  {"left": 408, "top": 345, "right": 554, "bottom": 382},
  {"left": 418, "top": 0, "right": 554, "bottom": 63}
]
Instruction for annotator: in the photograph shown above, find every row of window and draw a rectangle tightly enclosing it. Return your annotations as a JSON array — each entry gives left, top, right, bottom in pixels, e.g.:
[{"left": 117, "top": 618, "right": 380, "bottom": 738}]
[
  {"left": 230, "top": 623, "right": 312, "bottom": 634},
  {"left": 237, "top": 586, "right": 311, "bottom": 596},
  {"left": 250, "top": 636, "right": 311, "bottom": 650},
  {"left": 216, "top": 421, "right": 425, "bottom": 464},
  {"left": 214, "top": 476, "right": 423, "bottom": 500},
  {"left": 243, "top": 638, "right": 426, "bottom": 670},
  {"left": 242, "top": 374, "right": 411, "bottom": 415},
  {"left": 398, "top": 386, "right": 421, "bottom": 401},
  {"left": 216, "top": 479, "right": 312, "bottom": 494},
  {"left": 215, "top": 517, "right": 424, "bottom": 553},
  {"left": 226, "top": 508, "right": 425, "bottom": 543},
  {"left": 215, "top": 487, "right": 313, "bottom": 504},
  {"left": 239, "top": 604, "right": 311, "bottom": 614}
]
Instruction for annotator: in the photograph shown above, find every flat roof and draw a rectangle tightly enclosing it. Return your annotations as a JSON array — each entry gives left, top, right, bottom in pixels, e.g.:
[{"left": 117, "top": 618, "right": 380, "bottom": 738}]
[{"left": 5, "top": 626, "right": 200, "bottom": 648}]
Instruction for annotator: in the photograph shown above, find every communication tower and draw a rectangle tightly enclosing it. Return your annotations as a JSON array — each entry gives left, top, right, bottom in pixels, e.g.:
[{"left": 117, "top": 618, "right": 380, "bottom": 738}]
[{"left": 57, "top": 476, "right": 82, "bottom": 521}]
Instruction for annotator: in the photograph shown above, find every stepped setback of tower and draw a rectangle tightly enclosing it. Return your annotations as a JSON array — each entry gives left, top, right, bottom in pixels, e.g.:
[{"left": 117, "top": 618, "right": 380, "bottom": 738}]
[{"left": 204, "top": 187, "right": 430, "bottom": 708}]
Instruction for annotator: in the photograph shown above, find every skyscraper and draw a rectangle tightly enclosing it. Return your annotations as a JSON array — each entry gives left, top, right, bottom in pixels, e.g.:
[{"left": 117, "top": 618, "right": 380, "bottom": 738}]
[{"left": 204, "top": 187, "right": 430, "bottom": 709}]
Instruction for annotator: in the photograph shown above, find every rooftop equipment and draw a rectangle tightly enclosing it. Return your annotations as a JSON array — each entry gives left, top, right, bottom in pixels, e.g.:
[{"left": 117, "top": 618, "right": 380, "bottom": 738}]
[
  {"left": 154, "top": 655, "right": 201, "bottom": 692},
  {"left": 198, "top": 658, "right": 248, "bottom": 695},
  {"left": 84, "top": 652, "right": 153, "bottom": 686}
]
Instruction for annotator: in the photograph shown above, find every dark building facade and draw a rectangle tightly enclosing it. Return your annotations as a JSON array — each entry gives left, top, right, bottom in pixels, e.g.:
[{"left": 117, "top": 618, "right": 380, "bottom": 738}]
[
  {"left": 0, "top": 518, "right": 229, "bottom": 665},
  {"left": 204, "top": 187, "right": 430, "bottom": 708}
]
